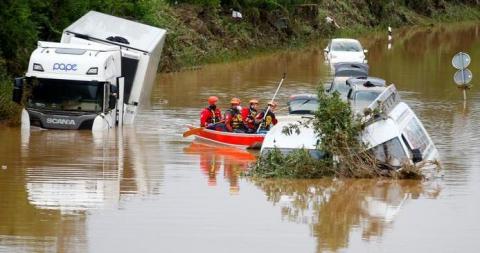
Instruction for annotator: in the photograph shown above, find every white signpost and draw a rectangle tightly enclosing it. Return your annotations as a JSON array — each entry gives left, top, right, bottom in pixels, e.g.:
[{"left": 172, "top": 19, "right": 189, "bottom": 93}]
[{"left": 452, "top": 52, "right": 472, "bottom": 100}]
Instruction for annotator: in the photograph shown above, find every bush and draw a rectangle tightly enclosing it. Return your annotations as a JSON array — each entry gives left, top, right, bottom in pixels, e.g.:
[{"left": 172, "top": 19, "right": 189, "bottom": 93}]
[
  {"left": 249, "top": 89, "right": 424, "bottom": 179},
  {"left": 0, "top": 59, "right": 20, "bottom": 125}
]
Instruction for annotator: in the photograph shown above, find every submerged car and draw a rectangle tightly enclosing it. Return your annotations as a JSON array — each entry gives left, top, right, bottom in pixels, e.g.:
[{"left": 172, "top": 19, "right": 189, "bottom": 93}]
[
  {"left": 333, "top": 62, "right": 369, "bottom": 77},
  {"left": 261, "top": 86, "right": 439, "bottom": 169},
  {"left": 324, "top": 38, "right": 368, "bottom": 64},
  {"left": 261, "top": 94, "right": 324, "bottom": 159},
  {"left": 326, "top": 75, "right": 386, "bottom": 102},
  {"left": 347, "top": 80, "right": 387, "bottom": 114},
  {"left": 362, "top": 86, "right": 439, "bottom": 167}
]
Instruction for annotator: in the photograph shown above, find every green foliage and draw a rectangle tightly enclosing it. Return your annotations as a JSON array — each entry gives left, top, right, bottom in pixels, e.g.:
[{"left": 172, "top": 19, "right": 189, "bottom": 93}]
[
  {"left": 0, "top": 60, "right": 20, "bottom": 126},
  {"left": 314, "top": 91, "right": 362, "bottom": 153},
  {"left": 251, "top": 148, "right": 334, "bottom": 178}
]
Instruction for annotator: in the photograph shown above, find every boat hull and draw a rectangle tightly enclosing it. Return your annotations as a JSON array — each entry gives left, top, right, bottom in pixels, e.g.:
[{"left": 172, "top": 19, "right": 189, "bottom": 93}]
[{"left": 188, "top": 126, "right": 265, "bottom": 149}]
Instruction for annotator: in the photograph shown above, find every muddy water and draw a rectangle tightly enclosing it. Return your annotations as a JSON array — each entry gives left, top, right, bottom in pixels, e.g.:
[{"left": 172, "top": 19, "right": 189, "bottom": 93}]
[{"left": 1, "top": 22, "right": 480, "bottom": 252}]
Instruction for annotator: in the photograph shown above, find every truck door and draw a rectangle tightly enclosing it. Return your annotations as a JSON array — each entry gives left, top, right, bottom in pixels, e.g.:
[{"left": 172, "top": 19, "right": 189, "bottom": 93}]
[{"left": 121, "top": 56, "right": 139, "bottom": 103}]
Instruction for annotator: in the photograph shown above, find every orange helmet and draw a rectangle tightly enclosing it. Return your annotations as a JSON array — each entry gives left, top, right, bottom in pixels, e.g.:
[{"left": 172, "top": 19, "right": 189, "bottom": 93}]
[
  {"left": 230, "top": 97, "right": 241, "bottom": 105},
  {"left": 249, "top": 99, "right": 259, "bottom": 104},
  {"left": 208, "top": 96, "right": 218, "bottom": 105}
]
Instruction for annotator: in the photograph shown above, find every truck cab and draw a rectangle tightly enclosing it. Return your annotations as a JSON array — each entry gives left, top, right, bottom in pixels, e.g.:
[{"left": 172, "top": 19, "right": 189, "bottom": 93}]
[
  {"left": 16, "top": 42, "right": 121, "bottom": 129},
  {"left": 13, "top": 11, "right": 166, "bottom": 131}
]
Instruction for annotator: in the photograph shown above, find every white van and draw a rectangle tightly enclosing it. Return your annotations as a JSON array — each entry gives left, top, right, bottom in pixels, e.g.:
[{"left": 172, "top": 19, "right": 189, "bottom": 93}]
[{"left": 261, "top": 87, "right": 440, "bottom": 169}]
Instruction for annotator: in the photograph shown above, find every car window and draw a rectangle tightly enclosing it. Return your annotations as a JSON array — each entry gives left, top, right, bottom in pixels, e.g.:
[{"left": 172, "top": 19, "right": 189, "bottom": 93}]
[
  {"left": 331, "top": 41, "right": 362, "bottom": 52},
  {"left": 355, "top": 90, "right": 381, "bottom": 105}
]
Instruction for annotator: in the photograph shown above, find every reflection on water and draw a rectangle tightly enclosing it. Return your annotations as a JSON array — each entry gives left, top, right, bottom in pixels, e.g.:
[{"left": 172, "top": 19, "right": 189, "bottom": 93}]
[
  {"left": 0, "top": 126, "right": 164, "bottom": 252},
  {"left": 183, "top": 142, "right": 256, "bottom": 192},
  {"left": 253, "top": 179, "right": 441, "bottom": 252},
  {"left": 1, "top": 22, "right": 480, "bottom": 252}
]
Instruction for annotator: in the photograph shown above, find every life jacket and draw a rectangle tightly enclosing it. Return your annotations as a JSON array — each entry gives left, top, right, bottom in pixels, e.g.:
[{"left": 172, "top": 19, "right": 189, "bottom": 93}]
[
  {"left": 225, "top": 108, "right": 244, "bottom": 131},
  {"left": 241, "top": 107, "right": 258, "bottom": 129},
  {"left": 258, "top": 110, "right": 277, "bottom": 130}
]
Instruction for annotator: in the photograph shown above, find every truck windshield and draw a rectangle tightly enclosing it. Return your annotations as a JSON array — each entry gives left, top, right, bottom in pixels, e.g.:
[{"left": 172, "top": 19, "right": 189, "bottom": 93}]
[
  {"left": 371, "top": 137, "right": 408, "bottom": 167},
  {"left": 27, "top": 78, "right": 104, "bottom": 112}
]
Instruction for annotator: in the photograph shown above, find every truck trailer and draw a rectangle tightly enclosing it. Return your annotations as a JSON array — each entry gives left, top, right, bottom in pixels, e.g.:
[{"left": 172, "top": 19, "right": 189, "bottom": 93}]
[{"left": 12, "top": 11, "right": 166, "bottom": 130}]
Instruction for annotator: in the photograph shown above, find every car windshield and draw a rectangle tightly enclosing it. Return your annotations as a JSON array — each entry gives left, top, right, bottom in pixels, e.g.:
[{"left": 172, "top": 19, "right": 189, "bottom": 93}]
[
  {"left": 289, "top": 98, "right": 319, "bottom": 114},
  {"left": 27, "top": 78, "right": 104, "bottom": 112},
  {"left": 331, "top": 40, "right": 362, "bottom": 52},
  {"left": 371, "top": 137, "right": 408, "bottom": 167},
  {"left": 330, "top": 78, "right": 349, "bottom": 99},
  {"left": 354, "top": 90, "right": 382, "bottom": 109}
]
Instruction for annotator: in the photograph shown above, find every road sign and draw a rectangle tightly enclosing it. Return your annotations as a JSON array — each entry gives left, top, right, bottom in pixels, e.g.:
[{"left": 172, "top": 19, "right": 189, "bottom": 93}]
[
  {"left": 452, "top": 52, "right": 471, "bottom": 70},
  {"left": 454, "top": 69, "right": 473, "bottom": 85}
]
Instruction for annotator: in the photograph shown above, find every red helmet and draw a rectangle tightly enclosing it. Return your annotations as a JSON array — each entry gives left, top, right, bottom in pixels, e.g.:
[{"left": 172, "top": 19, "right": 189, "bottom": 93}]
[
  {"left": 230, "top": 97, "right": 241, "bottom": 105},
  {"left": 208, "top": 96, "right": 218, "bottom": 105}
]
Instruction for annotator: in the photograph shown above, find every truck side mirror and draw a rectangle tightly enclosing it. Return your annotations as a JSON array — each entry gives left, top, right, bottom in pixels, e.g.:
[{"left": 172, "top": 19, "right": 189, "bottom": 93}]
[
  {"left": 110, "top": 84, "right": 118, "bottom": 96},
  {"left": 12, "top": 77, "right": 24, "bottom": 104},
  {"left": 412, "top": 148, "right": 423, "bottom": 163}
]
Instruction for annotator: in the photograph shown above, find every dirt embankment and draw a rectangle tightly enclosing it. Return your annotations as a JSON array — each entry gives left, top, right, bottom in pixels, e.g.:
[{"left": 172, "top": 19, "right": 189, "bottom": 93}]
[{"left": 157, "top": 1, "right": 480, "bottom": 72}]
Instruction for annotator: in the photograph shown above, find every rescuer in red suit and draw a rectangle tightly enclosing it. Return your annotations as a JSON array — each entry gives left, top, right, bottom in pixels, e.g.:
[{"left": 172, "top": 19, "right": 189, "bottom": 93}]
[
  {"left": 241, "top": 99, "right": 260, "bottom": 133},
  {"left": 200, "top": 96, "right": 222, "bottom": 129}
]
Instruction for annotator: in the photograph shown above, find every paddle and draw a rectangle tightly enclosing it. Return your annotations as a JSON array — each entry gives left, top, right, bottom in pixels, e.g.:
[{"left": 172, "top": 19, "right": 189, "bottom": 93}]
[
  {"left": 182, "top": 127, "right": 204, "bottom": 137},
  {"left": 256, "top": 73, "right": 286, "bottom": 133},
  {"left": 182, "top": 121, "right": 224, "bottom": 138}
]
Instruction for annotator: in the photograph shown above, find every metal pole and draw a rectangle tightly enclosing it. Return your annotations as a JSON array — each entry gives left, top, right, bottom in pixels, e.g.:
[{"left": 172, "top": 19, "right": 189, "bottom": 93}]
[{"left": 256, "top": 73, "right": 286, "bottom": 133}]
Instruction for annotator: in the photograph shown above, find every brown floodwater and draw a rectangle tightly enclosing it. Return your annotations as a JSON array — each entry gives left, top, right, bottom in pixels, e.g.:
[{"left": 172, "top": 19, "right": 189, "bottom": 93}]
[{"left": 1, "top": 22, "right": 480, "bottom": 252}]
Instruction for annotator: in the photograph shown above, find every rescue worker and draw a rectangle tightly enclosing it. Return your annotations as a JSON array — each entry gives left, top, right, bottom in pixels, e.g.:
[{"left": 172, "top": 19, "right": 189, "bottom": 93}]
[
  {"left": 256, "top": 101, "right": 278, "bottom": 132},
  {"left": 224, "top": 97, "right": 245, "bottom": 133},
  {"left": 200, "top": 96, "right": 222, "bottom": 129},
  {"left": 241, "top": 99, "right": 260, "bottom": 133}
]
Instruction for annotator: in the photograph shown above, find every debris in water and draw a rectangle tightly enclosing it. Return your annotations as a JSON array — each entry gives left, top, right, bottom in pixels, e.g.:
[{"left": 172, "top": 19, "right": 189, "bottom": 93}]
[{"left": 1, "top": 165, "right": 7, "bottom": 170}]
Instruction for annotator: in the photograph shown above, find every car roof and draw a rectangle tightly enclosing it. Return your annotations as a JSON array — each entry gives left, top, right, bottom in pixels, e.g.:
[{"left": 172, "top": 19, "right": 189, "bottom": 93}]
[
  {"left": 351, "top": 83, "right": 387, "bottom": 92},
  {"left": 334, "top": 62, "right": 369, "bottom": 72},
  {"left": 334, "top": 62, "right": 369, "bottom": 77},
  {"left": 347, "top": 76, "right": 386, "bottom": 87}
]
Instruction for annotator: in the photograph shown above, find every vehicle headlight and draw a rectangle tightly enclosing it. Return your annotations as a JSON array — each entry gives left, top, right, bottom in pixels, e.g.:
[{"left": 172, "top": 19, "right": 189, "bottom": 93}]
[
  {"left": 86, "top": 67, "right": 98, "bottom": 75},
  {"left": 33, "top": 63, "right": 44, "bottom": 72}
]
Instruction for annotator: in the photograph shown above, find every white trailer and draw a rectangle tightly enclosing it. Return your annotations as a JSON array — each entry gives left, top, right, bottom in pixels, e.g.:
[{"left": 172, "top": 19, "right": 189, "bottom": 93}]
[{"left": 12, "top": 11, "right": 166, "bottom": 130}]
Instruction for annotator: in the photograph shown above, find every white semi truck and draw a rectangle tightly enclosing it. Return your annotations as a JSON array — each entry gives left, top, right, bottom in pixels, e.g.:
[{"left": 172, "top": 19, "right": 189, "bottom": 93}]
[{"left": 12, "top": 11, "right": 166, "bottom": 130}]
